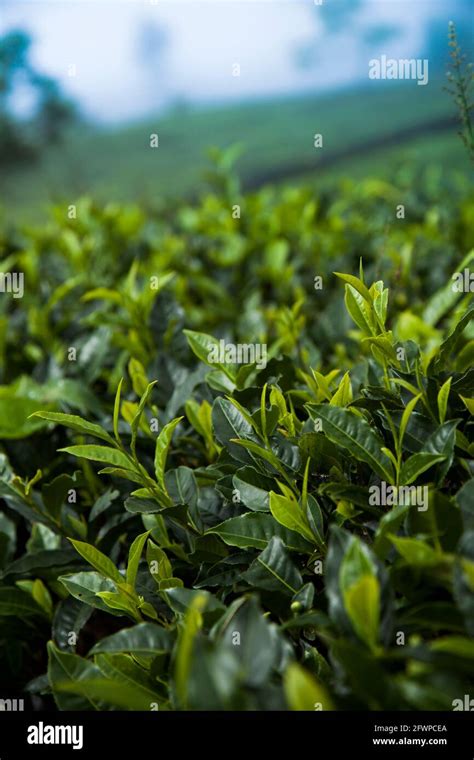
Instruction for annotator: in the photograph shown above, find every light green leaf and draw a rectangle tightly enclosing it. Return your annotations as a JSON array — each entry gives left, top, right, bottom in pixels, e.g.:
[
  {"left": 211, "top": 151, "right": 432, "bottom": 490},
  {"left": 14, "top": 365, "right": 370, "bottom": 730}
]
[
  {"left": 399, "top": 393, "right": 422, "bottom": 451},
  {"left": 269, "top": 492, "right": 315, "bottom": 544},
  {"left": 146, "top": 540, "right": 173, "bottom": 583},
  {"left": 128, "top": 358, "right": 149, "bottom": 397},
  {"left": 175, "top": 593, "right": 207, "bottom": 708},
  {"left": 31, "top": 411, "right": 114, "bottom": 445},
  {"left": 230, "top": 438, "right": 282, "bottom": 470},
  {"left": 16, "top": 578, "right": 53, "bottom": 618},
  {"left": 390, "top": 535, "right": 440, "bottom": 566},
  {"left": 126, "top": 530, "right": 151, "bottom": 588},
  {"left": 59, "top": 445, "right": 134, "bottom": 471},
  {"left": 363, "top": 335, "right": 399, "bottom": 365},
  {"left": 330, "top": 371, "right": 352, "bottom": 406},
  {"left": 184, "top": 329, "right": 235, "bottom": 380},
  {"left": 373, "top": 285, "right": 389, "bottom": 327},
  {"left": 344, "top": 284, "right": 376, "bottom": 337},
  {"left": 69, "top": 539, "right": 123, "bottom": 584},
  {"left": 95, "top": 591, "right": 139, "bottom": 620},
  {"left": 59, "top": 571, "right": 122, "bottom": 615},
  {"left": 343, "top": 574, "right": 380, "bottom": 649},
  {"left": 437, "top": 377, "right": 452, "bottom": 424},
  {"left": 209, "top": 512, "right": 313, "bottom": 552},
  {"left": 460, "top": 395, "right": 474, "bottom": 414},
  {"left": 154, "top": 417, "right": 183, "bottom": 489},
  {"left": 54, "top": 677, "right": 162, "bottom": 711},
  {"left": 284, "top": 662, "right": 333, "bottom": 710},
  {"left": 113, "top": 378, "right": 124, "bottom": 442},
  {"left": 98, "top": 467, "right": 145, "bottom": 486},
  {"left": 131, "top": 381, "right": 157, "bottom": 454},
  {"left": 334, "top": 272, "right": 372, "bottom": 303}
]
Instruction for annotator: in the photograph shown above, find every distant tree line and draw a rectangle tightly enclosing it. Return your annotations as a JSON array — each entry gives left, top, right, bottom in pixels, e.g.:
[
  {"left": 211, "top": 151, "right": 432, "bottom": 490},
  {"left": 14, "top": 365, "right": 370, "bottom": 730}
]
[{"left": 0, "top": 29, "right": 76, "bottom": 166}]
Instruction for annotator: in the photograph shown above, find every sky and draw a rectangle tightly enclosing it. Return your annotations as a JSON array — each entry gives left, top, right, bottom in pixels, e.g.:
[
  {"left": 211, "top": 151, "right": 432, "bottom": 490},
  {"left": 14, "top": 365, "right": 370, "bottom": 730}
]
[{"left": 1, "top": 0, "right": 470, "bottom": 123}]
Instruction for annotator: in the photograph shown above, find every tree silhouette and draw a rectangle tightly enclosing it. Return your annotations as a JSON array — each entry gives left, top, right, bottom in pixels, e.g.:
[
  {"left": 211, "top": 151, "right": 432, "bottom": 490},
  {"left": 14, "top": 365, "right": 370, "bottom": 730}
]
[{"left": 0, "top": 29, "right": 76, "bottom": 166}]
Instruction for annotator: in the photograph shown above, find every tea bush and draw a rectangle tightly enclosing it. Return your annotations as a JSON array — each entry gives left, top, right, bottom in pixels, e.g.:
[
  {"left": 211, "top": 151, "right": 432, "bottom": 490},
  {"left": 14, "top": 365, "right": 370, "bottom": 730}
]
[{"left": 0, "top": 168, "right": 473, "bottom": 710}]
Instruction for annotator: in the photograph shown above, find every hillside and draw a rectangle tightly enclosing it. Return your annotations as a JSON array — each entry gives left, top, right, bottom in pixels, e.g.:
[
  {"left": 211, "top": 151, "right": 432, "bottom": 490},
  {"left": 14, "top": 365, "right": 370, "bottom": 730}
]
[{"left": 0, "top": 76, "right": 469, "bottom": 220}]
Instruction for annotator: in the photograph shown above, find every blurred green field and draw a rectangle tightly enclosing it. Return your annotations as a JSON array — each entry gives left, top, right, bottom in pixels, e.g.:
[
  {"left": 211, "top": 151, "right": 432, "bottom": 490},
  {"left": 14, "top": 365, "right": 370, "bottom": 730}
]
[{"left": 0, "top": 76, "right": 470, "bottom": 221}]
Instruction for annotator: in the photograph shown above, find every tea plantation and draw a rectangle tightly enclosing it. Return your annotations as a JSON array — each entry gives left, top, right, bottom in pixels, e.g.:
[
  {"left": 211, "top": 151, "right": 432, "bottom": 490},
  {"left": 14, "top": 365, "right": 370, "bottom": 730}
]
[{"left": 0, "top": 163, "right": 473, "bottom": 710}]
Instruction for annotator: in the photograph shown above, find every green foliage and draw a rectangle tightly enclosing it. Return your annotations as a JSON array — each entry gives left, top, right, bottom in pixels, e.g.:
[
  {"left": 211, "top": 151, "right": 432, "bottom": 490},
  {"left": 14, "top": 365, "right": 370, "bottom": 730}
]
[
  {"left": 1, "top": 76, "right": 471, "bottom": 222},
  {"left": 0, "top": 171, "right": 473, "bottom": 711}
]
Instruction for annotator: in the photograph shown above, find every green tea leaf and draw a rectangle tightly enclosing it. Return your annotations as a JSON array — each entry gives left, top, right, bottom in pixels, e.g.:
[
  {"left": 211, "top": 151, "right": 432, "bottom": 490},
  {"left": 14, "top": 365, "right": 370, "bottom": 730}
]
[
  {"left": 330, "top": 371, "right": 353, "bottom": 406},
  {"left": 399, "top": 453, "right": 446, "bottom": 486},
  {"left": 59, "top": 445, "right": 134, "bottom": 471},
  {"left": 269, "top": 492, "right": 315, "bottom": 544},
  {"left": 154, "top": 417, "right": 183, "bottom": 489},
  {"left": 437, "top": 377, "right": 452, "bottom": 424},
  {"left": 47, "top": 641, "right": 103, "bottom": 710},
  {"left": 284, "top": 662, "right": 333, "bottom": 711},
  {"left": 390, "top": 535, "right": 440, "bottom": 566},
  {"left": 31, "top": 411, "right": 114, "bottom": 445},
  {"left": 243, "top": 536, "right": 303, "bottom": 595},
  {"left": 89, "top": 622, "right": 173, "bottom": 655},
  {"left": 209, "top": 512, "right": 313, "bottom": 552},
  {"left": 307, "top": 405, "right": 393, "bottom": 481},
  {"left": 130, "top": 381, "right": 157, "bottom": 454},
  {"left": 233, "top": 467, "right": 273, "bottom": 511},
  {"left": 126, "top": 530, "right": 151, "bottom": 588},
  {"left": 343, "top": 574, "right": 380, "bottom": 649},
  {"left": 69, "top": 539, "right": 123, "bottom": 584},
  {"left": 113, "top": 378, "right": 124, "bottom": 442},
  {"left": 59, "top": 571, "right": 122, "bottom": 615},
  {"left": 0, "top": 586, "right": 46, "bottom": 617},
  {"left": 334, "top": 272, "right": 372, "bottom": 303},
  {"left": 434, "top": 308, "right": 474, "bottom": 371},
  {"left": 344, "top": 284, "right": 376, "bottom": 336},
  {"left": 95, "top": 652, "right": 162, "bottom": 705},
  {"left": 175, "top": 593, "right": 207, "bottom": 708}
]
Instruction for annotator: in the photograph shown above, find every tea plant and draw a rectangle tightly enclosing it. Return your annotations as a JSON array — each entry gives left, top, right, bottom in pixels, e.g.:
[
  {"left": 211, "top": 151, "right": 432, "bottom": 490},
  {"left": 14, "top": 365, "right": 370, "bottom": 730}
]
[{"left": 0, "top": 172, "right": 473, "bottom": 710}]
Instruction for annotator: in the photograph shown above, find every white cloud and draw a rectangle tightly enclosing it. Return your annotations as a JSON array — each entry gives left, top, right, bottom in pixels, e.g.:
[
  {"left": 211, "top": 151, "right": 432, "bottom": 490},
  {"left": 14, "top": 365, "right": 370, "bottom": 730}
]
[{"left": 0, "top": 0, "right": 452, "bottom": 123}]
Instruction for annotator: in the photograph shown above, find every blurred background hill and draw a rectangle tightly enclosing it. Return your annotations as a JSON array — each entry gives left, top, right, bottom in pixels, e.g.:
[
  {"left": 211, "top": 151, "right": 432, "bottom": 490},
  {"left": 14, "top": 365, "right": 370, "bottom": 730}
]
[{"left": 0, "top": 0, "right": 472, "bottom": 220}]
